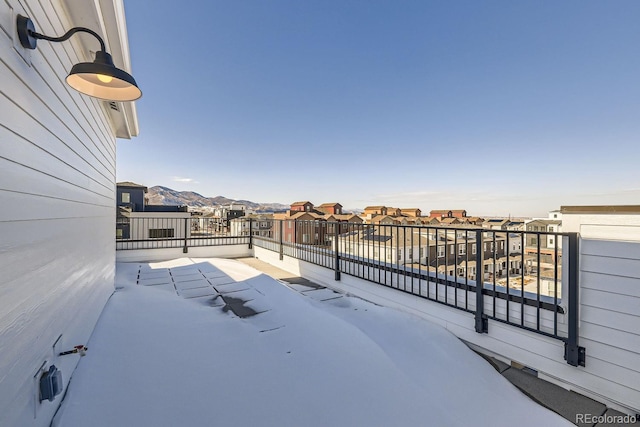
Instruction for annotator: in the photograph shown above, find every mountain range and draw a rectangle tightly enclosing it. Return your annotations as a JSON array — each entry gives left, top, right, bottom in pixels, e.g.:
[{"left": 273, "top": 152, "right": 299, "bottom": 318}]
[{"left": 147, "top": 186, "right": 290, "bottom": 213}]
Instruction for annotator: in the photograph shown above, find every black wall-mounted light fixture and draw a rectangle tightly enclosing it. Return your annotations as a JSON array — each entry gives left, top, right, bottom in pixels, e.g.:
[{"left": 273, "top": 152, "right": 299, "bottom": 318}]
[{"left": 17, "top": 15, "right": 141, "bottom": 102}]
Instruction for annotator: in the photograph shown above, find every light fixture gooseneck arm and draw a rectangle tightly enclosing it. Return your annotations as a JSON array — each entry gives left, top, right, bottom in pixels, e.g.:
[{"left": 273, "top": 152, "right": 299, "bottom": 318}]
[{"left": 28, "top": 26, "right": 107, "bottom": 52}]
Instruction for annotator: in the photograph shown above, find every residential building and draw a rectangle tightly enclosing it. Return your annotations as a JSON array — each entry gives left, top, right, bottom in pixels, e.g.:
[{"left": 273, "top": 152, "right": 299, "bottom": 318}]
[
  {"left": 0, "top": 2, "right": 139, "bottom": 426},
  {"left": 429, "top": 209, "right": 468, "bottom": 219},
  {"left": 116, "top": 182, "right": 189, "bottom": 240},
  {"left": 272, "top": 201, "right": 361, "bottom": 245},
  {"left": 401, "top": 208, "right": 422, "bottom": 217},
  {"left": 316, "top": 203, "right": 343, "bottom": 215},
  {"left": 363, "top": 206, "right": 388, "bottom": 218},
  {"left": 230, "top": 214, "right": 274, "bottom": 237},
  {"left": 483, "top": 218, "right": 510, "bottom": 230},
  {"left": 290, "top": 201, "right": 315, "bottom": 213}
]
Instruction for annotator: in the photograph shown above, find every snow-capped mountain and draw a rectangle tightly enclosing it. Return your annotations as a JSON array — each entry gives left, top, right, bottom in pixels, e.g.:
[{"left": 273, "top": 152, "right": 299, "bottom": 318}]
[{"left": 146, "top": 186, "right": 289, "bottom": 212}]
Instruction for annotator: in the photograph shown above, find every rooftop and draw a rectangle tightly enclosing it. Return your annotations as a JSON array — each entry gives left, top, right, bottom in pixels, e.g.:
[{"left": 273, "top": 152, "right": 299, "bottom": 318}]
[{"left": 53, "top": 258, "right": 573, "bottom": 426}]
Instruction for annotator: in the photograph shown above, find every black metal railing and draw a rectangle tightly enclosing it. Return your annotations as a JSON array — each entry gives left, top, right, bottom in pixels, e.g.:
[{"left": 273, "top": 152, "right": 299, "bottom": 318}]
[
  {"left": 116, "top": 216, "right": 249, "bottom": 251},
  {"left": 116, "top": 216, "right": 583, "bottom": 366}
]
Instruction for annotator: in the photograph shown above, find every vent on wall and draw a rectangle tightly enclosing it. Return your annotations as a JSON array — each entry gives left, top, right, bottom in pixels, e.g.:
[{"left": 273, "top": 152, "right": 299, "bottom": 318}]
[{"left": 108, "top": 101, "right": 119, "bottom": 111}]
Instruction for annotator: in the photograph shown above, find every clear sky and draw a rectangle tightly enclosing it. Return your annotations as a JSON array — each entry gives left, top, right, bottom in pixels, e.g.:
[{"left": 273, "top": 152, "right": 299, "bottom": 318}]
[{"left": 117, "top": 0, "right": 640, "bottom": 217}]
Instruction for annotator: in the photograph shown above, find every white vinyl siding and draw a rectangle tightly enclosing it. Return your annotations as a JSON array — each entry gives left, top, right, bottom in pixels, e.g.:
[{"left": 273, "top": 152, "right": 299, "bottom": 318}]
[{"left": 0, "top": 1, "right": 135, "bottom": 426}]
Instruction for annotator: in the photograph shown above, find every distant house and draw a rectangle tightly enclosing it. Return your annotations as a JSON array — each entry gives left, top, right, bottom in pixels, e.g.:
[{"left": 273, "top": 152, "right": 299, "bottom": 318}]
[
  {"left": 463, "top": 216, "right": 485, "bottom": 226},
  {"left": 386, "top": 207, "right": 402, "bottom": 216},
  {"left": 117, "top": 181, "right": 147, "bottom": 212},
  {"left": 277, "top": 212, "right": 328, "bottom": 245},
  {"left": 363, "top": 206, "right": 388, "bottom": 218},
  {"left": 230, "top": 214, "right": 273, "bottom": 238},
  {"left": 483, "top": 218, "right": 510, "bottom": 230},
  {"left": 273, "top": 201, "right": 355, "bottom": 244},
  {"left": 290, "top": 201, "right": 315, "bottom": 213},
  {"left": 316, "top": 203, "right": 343, "bottom": 215},
  {"left": 116, "top": 182, "right": 189, "bottom": 240},
  {"left": 370, "top": 215, "right": 398, "bottom": 225},
  {"left": 504, "top": 221, "right": 525, "bottom": 231},
  {"left": 525, "top": 219, "right": 563, "bottom": 250},
  {"left": 401, "top": 208, "right": 422, "bottom": 217},
  {"left": 429, "top": 209, "right": 467, "bottom": 219},
  {"left": 440, "top": 217, "right": 462, "bottom": 226}
]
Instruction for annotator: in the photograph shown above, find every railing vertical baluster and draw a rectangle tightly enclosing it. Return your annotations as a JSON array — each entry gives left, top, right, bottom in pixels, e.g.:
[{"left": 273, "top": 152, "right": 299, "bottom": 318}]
[
  {"left": 553, "top": 234, "right": 558, "bottom": 337},
  {"left": 452, "top": 231, "right": 456, "bottom": 305},
  {"left": 521, "top": 232, "right": 525, "bottom": 327},
  {"left": 248, "top": 218, "right": 253, "bottom": 249},
  {"left": 279, "top": 220, "right": 284, "bottom": 260},
  {"left": 475, "top": 229, "right": 488, "bottom": 333},
  {"left": 536, "top": 232, "right": 541, "bottom": 331},
  {"left": 465, "top": 230, "right": 469, "bottom": 310},
  {"left": 183, "top": 216, "right": 188, "bottom": 253},
  {"left": 506, "top": 230, "right": 510, "bottom": 323},
  {"left": 334, "top": 221, "right": 341, "bottom": 281},
  {"left": 492, "top": 232, "right": 496, "bottom": 318},
  {"left": 403, "top": 226, "right": 407, "bottom": 291}
]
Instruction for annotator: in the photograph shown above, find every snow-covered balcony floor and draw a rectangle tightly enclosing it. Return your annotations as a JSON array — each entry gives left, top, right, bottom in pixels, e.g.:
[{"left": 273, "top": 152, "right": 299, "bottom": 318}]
[{"left": 53, "top": 258, "right": 570, "bottom": 427}]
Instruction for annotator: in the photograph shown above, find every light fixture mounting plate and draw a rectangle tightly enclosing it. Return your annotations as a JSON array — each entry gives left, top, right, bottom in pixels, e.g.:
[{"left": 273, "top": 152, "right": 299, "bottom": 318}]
[{"left": 17, "top": 15, "right": 37, "bottom": 49}]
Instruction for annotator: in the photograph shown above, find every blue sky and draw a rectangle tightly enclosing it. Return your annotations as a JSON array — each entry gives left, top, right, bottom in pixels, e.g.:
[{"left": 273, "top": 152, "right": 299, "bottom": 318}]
[{"left": 117, "top": 0, "right": 640, "bottom": 216}]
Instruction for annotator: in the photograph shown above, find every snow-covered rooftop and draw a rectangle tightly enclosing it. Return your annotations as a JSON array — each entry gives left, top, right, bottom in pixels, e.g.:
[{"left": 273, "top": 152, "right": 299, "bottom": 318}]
[{"left": 53, "top": 258, "right": 570, "bottom": 426}]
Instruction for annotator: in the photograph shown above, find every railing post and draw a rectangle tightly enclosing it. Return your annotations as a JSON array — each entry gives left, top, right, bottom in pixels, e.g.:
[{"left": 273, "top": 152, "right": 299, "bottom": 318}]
[
  {"left": 279, "top": 220, "right": 284, "bottom": 260},
  {"left": 183, "top": 217, "right": 189, "bottom": 253},
  {"left": 564, "top": 233, "right": 585, "bottom": 366},
  {"left": 334, "top": 222, "right": 341, "bottom": 281},
  {"left": 248, "top": 218, "right": 253, "bottom": 249},
  {"left": 475, "top": 229, "right": 488, "bottom": 333}
]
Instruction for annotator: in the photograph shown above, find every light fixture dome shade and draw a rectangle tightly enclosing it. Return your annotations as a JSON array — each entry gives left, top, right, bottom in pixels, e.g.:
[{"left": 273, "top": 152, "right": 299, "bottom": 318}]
[{"left": 66, "top": 51, "right": 142, "bottom": 101}]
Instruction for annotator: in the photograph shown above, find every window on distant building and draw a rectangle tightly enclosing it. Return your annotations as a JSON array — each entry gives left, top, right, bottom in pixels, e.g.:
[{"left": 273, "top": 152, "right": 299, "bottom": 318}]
[
  {"left": 121, "top": 192, "right": 130, "bottom": 203},
  {"left": 472, "top": 244, "right": 476, "bottom": 254},
  {"left": 149, "top": 228, "right": 174, "bottom": 239},
  {"left": 437, "top": 246, "right": 445, "bottom": 257},
  {"left": 450, "top": 245, "right": 454, "bottom": 255},
  {"left": 458, "top": 244, "right": 466, "bottom": 255},
  {"left": 116, "top": 228, "right": 123, "bottom": 239}
]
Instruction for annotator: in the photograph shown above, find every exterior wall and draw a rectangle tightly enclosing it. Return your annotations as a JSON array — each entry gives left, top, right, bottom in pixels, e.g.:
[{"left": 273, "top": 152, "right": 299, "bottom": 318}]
[
  {"left": 116, "top": 186, "right": 145, "bottom": 211},
  {"left": 290, "top": 202, "right": 313, "bottom": 212},
  {"left": 115, "top": 245, "right": 252, "bottom": 263},
  {"left": 578, "top": 239, "right": 640, "bottom": 413},
  {"left": 563, "top": 212, "right": 640, "bottom": 242},
  {"left": 560, "top": 210, "right": 640, "bottom": 413},
  {"left": 128, "top": 212, "right": 192, "bottom": 240},
  {"left": 0, "top": 1, "right": 137, "bottom": 426}
]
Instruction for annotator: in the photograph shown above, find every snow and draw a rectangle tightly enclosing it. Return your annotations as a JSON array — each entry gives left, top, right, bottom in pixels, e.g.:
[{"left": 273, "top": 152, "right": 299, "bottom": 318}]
[{"left": 53, "top": 258, "right": 571, "bottom": 427}]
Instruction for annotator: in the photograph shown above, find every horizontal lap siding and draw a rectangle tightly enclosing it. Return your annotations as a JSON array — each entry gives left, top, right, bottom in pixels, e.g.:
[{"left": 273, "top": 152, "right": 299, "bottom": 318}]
[
  {"left": 0, "top": 1, "right": 119, "bottom": 426},
  {"left": 578, "top": 239, "right": 640, "bottom": 413}
]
